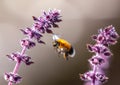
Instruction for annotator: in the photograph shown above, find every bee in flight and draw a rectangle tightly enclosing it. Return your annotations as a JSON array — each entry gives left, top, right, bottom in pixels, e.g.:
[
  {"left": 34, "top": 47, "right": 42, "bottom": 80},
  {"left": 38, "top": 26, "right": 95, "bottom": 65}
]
[{"left": 52, "top": 34, "right": 75, "bottom": 60}]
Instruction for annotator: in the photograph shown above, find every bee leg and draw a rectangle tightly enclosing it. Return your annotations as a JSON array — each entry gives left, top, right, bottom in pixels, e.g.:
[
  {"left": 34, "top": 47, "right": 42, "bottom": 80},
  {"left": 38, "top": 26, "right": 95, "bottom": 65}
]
[
  {"left": 56, "top": 48, "right": 62, "bottom": 58},
  {"left": 63, "top": 53, "right": 69, "bottom": 60},
  {"left": 57, "top": 48, "right": 61, "bottom": 54},
  {"left": 63, "top": 53, "right": 67, "bottom": 60}
]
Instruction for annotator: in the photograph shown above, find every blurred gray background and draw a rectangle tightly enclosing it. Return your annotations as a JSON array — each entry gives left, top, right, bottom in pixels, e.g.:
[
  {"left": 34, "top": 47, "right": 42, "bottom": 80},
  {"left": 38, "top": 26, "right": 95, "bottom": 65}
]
[{"left": 0, "top": 0, "right": 120, "bottom": 85}]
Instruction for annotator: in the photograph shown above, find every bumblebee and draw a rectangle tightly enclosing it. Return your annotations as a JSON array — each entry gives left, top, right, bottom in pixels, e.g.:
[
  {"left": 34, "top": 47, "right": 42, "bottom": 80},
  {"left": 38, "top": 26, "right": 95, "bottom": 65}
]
[{"left": 52, "top": 35, "right": 75, "bottom": 60}]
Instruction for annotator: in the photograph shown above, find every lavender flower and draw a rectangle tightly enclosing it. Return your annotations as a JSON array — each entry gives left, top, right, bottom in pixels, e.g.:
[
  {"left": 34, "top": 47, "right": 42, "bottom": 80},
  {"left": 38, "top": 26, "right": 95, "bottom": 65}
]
[
  {"left": 5, "top": 9, "right": 62, "bottom": 85},
  {"left": 80, "top": 25, "right": 119, "bottom": 85}
]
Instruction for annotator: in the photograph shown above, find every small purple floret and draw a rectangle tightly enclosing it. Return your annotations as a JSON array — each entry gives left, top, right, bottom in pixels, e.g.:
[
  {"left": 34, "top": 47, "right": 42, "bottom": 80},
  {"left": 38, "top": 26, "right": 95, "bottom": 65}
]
[
  {"left": 95, "top": 72, "right": 108, "bottom": 83},
  {"left": 89, "top": 56, "right": 105, "bottom": 66},
  {"left": 20, "top": 39, "right": 36, "bottom": 49},
  {"left": 80, "top": 71, "right": 94, "bottom": 81},
  {"left": 80, "top": 72, "right": 108, "bottom": 83},
  {"left": 21, "top": 28, "right": 45, "bottom": 44},
  {"left": 4, "top": 72, "right": 22, "bottom": 84},
  {"left": 7, "top": 52, "right": 34, "bottom": 65},
  {"left": 87, "top": 44, "right": 112, "bottom": 56}
]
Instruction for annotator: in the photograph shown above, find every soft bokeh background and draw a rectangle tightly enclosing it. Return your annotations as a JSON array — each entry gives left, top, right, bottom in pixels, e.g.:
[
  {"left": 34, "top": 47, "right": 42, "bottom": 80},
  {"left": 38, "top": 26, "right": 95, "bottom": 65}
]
[{"left": 0, "top": 0, "right": 120, "bottom": 85}]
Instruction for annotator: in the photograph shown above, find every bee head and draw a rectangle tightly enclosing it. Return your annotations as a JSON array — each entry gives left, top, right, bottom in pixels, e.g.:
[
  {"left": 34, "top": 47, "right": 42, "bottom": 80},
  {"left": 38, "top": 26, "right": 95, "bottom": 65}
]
[{"left": 53, "top": 41, "right": 59, "bottom": 47}]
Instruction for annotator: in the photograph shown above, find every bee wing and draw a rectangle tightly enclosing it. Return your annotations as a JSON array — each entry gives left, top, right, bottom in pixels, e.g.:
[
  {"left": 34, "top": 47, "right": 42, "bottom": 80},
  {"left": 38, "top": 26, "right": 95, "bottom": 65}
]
[{"left": 52, "top": 34, "right": 60, "bottom": 41}]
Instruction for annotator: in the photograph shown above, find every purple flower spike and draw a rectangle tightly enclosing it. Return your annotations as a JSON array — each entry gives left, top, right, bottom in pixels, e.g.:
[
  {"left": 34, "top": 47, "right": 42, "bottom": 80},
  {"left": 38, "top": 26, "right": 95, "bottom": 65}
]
[
  {"left": 5, "top": 9, "right": 62, "bottom": 85},
  {"left": 4, "top": 72, "right": 22, "bottom": 84},
  {"left": 20, "top": 39, "right": 36, "bottom": 49},
  {"left": 80, "top": 25, "right": 119, "bottom": 85}
]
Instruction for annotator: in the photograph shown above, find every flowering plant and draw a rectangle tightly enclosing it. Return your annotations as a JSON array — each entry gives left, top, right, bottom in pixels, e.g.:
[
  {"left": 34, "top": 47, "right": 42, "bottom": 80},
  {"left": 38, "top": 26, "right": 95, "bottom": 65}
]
[
  {"left": 80, "top": 25, "right": 119, "bottom": 85},
  {"left": 4, "top": 9, "right": 62, "bottom": 85}
]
